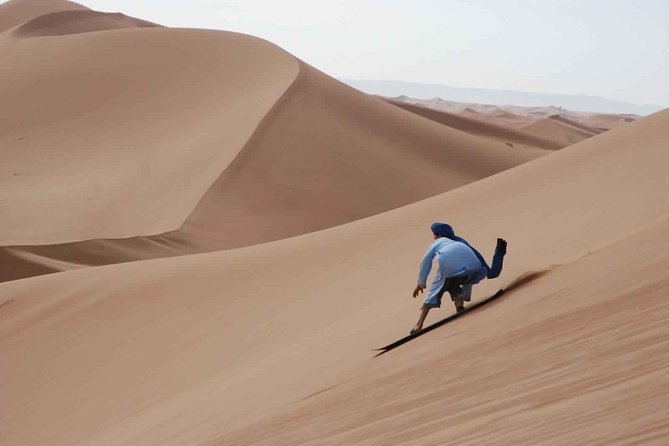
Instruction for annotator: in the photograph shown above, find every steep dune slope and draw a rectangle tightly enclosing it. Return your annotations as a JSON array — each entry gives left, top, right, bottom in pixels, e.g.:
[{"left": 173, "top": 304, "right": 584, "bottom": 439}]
[
  {"left": 2, "top": 110, "right": 667, "bottom": 446},
  {"left": 169, "top": 64, "right": 546, "bottom": 250},
  {"left": 217, "top": 218, "right": 669, "bottom": 445},
  {"left": 0, "top": 0, "right": 87, "bottom": 32}
]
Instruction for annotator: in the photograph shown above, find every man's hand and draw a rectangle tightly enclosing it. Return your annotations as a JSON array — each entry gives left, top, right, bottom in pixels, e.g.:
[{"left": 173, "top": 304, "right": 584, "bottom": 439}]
[{"left": 413, "top": 284, "right": 425, "bottom": 298}]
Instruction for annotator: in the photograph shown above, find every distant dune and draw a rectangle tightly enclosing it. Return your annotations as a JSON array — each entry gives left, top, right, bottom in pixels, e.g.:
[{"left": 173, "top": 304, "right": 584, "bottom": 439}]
[
  {"left": 344, "top": 79, "right": 665, "bottom": 116},
  {"left": 1, "top": 1, "right": 668, "bottom": 445},
  {"left": 581, "top": 113, "right": 637, "bottom": 130},
  {"left": 386, "top": 96, "right": 630, "bottom": 149},
  {"left": 519, "top": 115, "right": 602, "bottom": 147},
  {"left": 384, "top": 99, "right": 563, "bottom": 150}
]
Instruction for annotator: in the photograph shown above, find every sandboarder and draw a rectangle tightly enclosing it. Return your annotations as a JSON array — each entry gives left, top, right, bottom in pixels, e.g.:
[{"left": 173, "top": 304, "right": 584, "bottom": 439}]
[{"left": 411, "top": 222, "right": 507, "bottom": 334}]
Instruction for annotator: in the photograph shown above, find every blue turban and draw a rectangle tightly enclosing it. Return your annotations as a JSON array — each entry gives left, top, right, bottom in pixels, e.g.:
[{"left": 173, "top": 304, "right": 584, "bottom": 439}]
[{"left": 431, "top": 222, "right": 455, "bottom": 238}]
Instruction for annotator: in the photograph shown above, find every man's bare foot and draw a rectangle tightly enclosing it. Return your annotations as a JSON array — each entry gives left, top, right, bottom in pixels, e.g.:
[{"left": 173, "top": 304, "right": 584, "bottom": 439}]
[
  {"left": 410, "top": 325, "right": 422, "bottom": 334},
  {"left": 456, "top": 306, "right": 466, "bottom": 313}
]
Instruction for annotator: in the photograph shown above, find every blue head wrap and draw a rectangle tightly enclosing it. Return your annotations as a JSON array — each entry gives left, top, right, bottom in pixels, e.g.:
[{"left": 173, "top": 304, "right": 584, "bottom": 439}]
[{"left": 431, "top": 222, "right": 455, "bottom": 238}]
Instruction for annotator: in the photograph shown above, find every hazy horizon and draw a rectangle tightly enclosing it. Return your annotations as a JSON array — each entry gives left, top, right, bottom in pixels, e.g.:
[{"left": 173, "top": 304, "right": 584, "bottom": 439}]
[
  {"left": 35, "top": 0, "right": 669, "bottom": 107},
  {"left": 342, "top": 79, "right": 664, "bottom": 115}
]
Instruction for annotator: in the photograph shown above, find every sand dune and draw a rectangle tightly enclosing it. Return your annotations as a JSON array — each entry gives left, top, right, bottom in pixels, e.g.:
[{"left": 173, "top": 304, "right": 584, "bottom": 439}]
[
  {"left": 385, "top": 98, "right": 561, "bottom": 150},
  {"left": 2, "top": 108, "right": 667, "bottom": 446},
  {"left": 2, "top": 2, "right": 667, "bottom": 445},
  {"left": 519, "top": 115, "right": 602, "bottom": 146},
  {"left": 387, "top": 96, "right": 625, "bottom": 149},
  {"left": 547, "top": 113, "right": 603, "bottom": 133},
  {"left": 581, "top": 113, "right": 637, "bottom": 130},
  {"left": 10, "top": 9, "right": 160, "bottom": 37},
  {"left": 0, "top": 0, "right": 87, "bottom": 32},
  {"left": 0, "top": 28, "right": 299, "bottom": 245},
  {"left": 1, "top": 20, "right": 545, "bottom": 282},
  {"left": 460, "top": 107, "right": 536, "bottom": 128}
]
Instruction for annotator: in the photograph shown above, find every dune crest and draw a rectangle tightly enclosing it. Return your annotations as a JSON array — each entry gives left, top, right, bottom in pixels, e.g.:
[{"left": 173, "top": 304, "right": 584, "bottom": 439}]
[
  {"left": 0, "top": 0, "right": 88, "bottom": 32},
  {"left": 520, "top": 115, "right": 602, "bottom": 146},
  {"left": 11, "top": 9, "right": 161, "bottom": 37}
]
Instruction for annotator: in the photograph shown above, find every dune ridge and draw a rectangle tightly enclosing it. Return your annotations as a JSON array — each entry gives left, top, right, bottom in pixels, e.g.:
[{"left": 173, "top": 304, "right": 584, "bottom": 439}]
[
  {"left": 11, "top": 9, "right": 161, "bottom": 37},
  {"left": 0, "top": 0, "right": 88, "bottom": 32},
  {"left": 516, "top": 113, "right": 604, "bottom": 147},
  {"left": 1, "top": 108, "right": 667, "bottom": 446}
]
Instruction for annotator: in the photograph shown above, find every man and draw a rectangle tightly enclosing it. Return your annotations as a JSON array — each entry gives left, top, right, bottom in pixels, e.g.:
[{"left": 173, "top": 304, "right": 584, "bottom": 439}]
[{"left": 411, "top": 222, "right": 507, "bottom": 334}]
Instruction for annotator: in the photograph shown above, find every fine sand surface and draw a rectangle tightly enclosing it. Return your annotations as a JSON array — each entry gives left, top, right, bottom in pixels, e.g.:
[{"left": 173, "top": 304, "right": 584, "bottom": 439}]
[
  {"left": 215, "top": 218, "right": 669, "bottom": 446},
  {"left": 2, "top": 107, "right": 667, "bottom": 445},
  {"left": 0, "top": 3, "right": 547, "bottom": 282}
]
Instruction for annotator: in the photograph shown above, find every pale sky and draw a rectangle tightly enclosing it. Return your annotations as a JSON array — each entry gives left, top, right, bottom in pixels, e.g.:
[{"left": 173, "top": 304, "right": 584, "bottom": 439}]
[{"left": 78, "top": 0, "right": 669, "bottom": 106}]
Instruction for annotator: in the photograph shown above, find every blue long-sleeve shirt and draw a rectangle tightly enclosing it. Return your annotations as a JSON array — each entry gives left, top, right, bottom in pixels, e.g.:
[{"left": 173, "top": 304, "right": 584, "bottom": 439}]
[{"left": 417, "top": 238, "right": 487, "bottom": 300}]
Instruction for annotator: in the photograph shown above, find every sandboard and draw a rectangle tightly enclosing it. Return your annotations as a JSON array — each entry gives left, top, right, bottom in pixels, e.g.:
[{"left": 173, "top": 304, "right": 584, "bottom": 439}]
[{"left": 374, "top": 288, "right": 506, "bottom": 356}]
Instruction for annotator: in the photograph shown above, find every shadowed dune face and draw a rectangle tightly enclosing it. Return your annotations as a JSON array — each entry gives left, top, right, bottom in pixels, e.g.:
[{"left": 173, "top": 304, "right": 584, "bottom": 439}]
[
  {"left": 0, "top": 0, "right": 88, "bottom": 32},
  {"left": 10, "top": 9, "right": 161, "bottom": 37},
  {"left": 169, "top": 64, "right": 545, "bottom": 251},
  {"left": 1, "top": 109, "right": 667, "bottom": 446}
]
